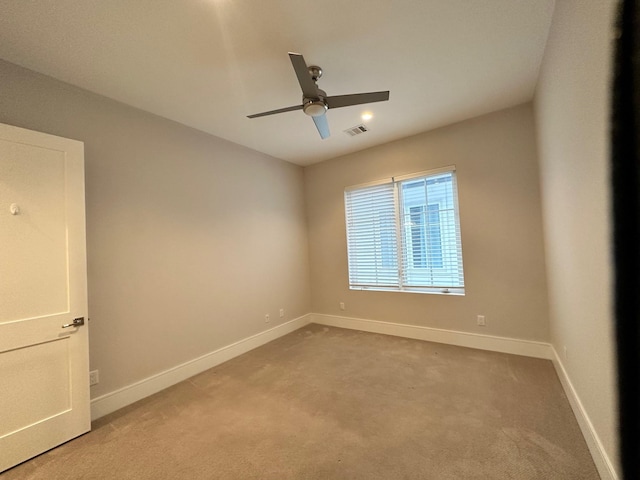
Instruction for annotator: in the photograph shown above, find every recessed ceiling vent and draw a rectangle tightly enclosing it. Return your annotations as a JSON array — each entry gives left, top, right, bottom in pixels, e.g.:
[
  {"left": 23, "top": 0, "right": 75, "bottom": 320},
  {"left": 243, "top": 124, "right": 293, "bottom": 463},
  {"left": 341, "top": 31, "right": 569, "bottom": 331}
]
[{"left": 344, "top": 124, "right": 369, "bottom": 136}]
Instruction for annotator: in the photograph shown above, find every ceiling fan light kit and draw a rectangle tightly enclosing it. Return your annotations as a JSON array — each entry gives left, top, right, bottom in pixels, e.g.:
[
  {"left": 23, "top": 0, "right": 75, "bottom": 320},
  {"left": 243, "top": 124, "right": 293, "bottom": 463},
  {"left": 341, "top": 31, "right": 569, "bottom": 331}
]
[
  {"left": 248, "top": 52, "right": 389, "bottom": 139},
  {"left": 303, "top": 99, "right": 328, "bottom": 117}
]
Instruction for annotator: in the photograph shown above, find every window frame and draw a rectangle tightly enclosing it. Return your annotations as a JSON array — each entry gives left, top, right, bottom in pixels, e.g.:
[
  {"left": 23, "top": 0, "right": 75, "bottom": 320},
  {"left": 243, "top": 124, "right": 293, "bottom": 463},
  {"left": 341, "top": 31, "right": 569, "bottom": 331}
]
[{"left": 344, "top": 166, "right": 465, "bottom": 296}]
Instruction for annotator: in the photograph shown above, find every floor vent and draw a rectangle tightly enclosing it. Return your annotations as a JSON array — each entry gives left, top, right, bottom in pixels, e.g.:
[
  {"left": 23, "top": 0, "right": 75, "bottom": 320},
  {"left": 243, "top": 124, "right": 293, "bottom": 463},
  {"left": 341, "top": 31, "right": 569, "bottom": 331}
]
[{"left": 344, "top": 124, "right": 369, "bottom": 136}]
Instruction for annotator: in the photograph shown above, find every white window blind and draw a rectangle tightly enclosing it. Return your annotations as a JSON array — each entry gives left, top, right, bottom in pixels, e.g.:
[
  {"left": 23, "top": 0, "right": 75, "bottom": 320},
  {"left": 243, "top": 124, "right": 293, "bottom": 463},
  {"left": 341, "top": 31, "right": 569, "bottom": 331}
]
[
  {"left": 344, "top": 168, "right": 465, "bottom": 295},
  {"left": 344, "top": 181, "right": 399, "bottom": 288}
]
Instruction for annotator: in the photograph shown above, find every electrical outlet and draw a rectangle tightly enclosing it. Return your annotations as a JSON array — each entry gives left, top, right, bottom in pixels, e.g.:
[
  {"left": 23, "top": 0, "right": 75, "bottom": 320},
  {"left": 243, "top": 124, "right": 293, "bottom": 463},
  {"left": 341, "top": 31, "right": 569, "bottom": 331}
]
[
  {"left": 89, "top": 370, "right": 99, "bottom": 386},
  {"left": 279, "top": 308, "right": 284, "bottom": 318},
  {"left": 265, "top": 314, "right": 270, "bottom": 323},
  {"left": 477, "top": 315, "right": 486, "bottom": 326},
  {"left": 339, "top": 302, "right": 345, "bottom": 311}
]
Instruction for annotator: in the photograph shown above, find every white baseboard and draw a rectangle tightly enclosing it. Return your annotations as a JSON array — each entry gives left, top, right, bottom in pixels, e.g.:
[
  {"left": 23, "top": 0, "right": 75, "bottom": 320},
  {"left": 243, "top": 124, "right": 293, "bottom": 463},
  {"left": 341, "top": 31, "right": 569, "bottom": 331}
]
[
  {"left": 90, "top": 314, "right": 313, "bottom": 421},
  {"left": 551, "top": 348, "right": 619, "bottom": 480},
  {"left": 311, "top": 313, "right": 553, "bottom": 359}
]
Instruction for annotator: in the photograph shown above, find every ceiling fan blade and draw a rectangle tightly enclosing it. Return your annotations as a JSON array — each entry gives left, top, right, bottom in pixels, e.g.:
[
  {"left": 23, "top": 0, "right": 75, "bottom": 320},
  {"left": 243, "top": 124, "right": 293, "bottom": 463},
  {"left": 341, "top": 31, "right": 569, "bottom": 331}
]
[
  {"left": 312, "top": 114, "right": 330, "bottom": 139},
  {"left": 326, "top": 91, "right": 390, "bottom": 109},
  {"left": 247, "top": 104, "right": 303, "bottom": 119},
  {"left": 289, "top": 52, "right": 319, "bottom": 98}
]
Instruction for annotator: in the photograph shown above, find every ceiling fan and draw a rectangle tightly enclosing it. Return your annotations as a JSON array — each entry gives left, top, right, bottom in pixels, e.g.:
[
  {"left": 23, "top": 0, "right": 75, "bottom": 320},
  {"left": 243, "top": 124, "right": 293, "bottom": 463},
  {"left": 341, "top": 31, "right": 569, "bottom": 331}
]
[{"left": 247, "top": 52, "right": 390, "bottom": 139}]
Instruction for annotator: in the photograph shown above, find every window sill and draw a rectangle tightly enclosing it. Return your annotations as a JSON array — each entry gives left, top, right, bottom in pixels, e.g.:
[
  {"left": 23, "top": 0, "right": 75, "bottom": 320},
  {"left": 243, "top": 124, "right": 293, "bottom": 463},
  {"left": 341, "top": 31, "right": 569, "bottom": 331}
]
[{"left": 349, "top": 286, "right": 465, "bottom": 296}]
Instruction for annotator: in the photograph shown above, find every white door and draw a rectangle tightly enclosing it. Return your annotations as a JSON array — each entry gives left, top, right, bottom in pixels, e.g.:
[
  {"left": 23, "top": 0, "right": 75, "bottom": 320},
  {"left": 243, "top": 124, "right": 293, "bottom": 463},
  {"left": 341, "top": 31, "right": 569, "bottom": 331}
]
[{"left": 0, "top": 123, "right": 90, "bottom": 472}]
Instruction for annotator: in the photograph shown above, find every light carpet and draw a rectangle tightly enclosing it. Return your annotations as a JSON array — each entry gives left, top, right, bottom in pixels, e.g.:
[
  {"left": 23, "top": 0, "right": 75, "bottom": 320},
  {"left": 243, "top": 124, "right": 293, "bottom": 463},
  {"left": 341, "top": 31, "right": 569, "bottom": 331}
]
[{"left": 2, "top": 324, "right": 599, "bottom": 479}]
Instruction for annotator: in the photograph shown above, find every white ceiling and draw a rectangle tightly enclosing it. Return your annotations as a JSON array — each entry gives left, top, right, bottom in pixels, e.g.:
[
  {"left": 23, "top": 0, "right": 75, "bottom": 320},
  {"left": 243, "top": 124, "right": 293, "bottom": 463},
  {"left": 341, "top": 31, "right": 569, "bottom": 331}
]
[{"left": 0, "top": 0, "right": 555, "bottom": 166}]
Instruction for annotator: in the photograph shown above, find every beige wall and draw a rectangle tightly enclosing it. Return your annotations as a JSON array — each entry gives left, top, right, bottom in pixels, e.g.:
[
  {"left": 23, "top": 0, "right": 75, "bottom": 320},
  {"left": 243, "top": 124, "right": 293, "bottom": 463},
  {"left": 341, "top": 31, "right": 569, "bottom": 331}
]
[
  {"left": 0, "top": 59, "right": 311, "bottom": 398},
  {"left": 305, "top": 104, "right": 550, "bottom": 342},
  {"left": 534, "top": 0, "right": 619, "bottom": 473}
]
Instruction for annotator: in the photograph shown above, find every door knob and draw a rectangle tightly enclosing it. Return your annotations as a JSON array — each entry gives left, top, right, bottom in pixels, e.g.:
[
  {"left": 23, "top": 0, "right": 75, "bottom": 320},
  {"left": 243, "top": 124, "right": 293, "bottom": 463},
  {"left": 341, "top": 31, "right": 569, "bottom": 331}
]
[{"left": 62, "top": 317, "right": 85, "bottom": 328}]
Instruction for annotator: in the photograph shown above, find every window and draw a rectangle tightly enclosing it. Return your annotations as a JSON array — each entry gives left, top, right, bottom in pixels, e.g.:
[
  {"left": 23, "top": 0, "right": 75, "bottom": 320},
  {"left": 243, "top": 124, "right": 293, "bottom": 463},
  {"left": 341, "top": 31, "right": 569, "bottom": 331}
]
[
  {"left": 344, "top": 166, "right": 465, "bottom": 295},
  {"left": 408, "top": 204, "right": 443, "bottom": 269}
]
